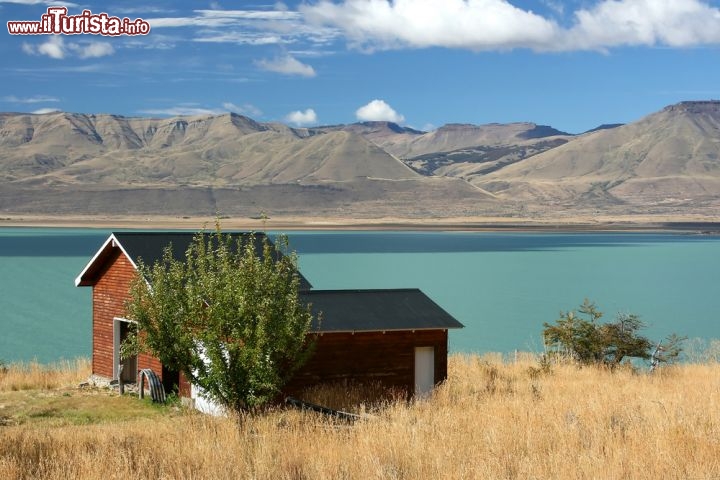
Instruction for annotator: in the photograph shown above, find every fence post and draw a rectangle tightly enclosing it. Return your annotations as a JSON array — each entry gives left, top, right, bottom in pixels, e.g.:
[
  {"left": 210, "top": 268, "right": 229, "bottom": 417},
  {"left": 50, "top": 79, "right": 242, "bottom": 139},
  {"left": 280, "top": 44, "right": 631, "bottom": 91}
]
[{"left": 118, "top": 364, "right": 125, "bottom": 395}]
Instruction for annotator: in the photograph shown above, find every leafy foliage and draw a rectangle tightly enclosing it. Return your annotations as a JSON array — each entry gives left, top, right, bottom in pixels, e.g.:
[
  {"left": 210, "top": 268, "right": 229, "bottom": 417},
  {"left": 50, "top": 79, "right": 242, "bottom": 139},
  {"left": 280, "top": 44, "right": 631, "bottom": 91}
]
[
  {"left": 543, "top": 299, "right": 684, "bottom": 368},
  {"left": 123, "top": 227, "right": 315, "bottom": 413}
]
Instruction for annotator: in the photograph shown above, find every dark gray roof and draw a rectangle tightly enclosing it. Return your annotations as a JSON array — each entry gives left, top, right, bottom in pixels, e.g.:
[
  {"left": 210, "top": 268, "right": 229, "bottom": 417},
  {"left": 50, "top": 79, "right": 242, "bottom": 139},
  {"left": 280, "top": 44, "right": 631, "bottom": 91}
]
[
  {"left": 76, "top": 234, "right": 464, "bottom": 334},
  {"left": 301, "top": 289, "right": 464, "bottom": 332},
  {"left": 112, "top": 232, "right": 267, "bottom": 268},
  {"left": 76, "top": 231, "right": 312, "bottom": 289}
]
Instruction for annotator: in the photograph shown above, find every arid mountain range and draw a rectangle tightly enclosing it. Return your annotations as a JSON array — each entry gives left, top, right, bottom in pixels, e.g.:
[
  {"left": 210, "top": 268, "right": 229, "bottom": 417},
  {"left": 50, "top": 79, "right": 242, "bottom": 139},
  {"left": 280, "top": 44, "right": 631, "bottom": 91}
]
[{"left": 1, "top": 101, "right": 719, "bottom": 219}]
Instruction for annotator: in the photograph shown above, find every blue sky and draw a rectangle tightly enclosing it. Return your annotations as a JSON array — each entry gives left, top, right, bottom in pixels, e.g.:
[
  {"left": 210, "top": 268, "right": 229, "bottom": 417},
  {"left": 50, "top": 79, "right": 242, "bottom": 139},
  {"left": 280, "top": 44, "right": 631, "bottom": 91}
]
[{"left": 2, "top": 0, "right": 720, "bottom": 133}]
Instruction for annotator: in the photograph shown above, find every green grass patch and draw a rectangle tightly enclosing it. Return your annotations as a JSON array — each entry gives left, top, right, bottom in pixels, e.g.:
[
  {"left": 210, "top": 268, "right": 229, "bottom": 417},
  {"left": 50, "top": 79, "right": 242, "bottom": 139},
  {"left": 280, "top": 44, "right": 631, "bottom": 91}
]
[{"left": 0, "top": 386, "right": 185, "bottom": 427}]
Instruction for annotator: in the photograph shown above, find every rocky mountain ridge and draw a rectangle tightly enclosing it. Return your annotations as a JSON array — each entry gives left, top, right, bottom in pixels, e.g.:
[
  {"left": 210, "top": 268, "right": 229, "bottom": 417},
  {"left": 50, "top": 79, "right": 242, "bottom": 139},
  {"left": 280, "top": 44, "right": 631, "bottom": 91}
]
[
  {"left": 1, "top": 101, "right": 718, "bottom": 218},
  {"left": 474, "top": 100, "right": 720, "bottom": 209}
]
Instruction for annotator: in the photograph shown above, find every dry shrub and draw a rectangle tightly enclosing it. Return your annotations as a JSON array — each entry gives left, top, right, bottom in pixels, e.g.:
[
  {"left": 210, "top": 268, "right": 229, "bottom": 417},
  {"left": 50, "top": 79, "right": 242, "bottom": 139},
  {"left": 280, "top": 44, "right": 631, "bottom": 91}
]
[{"left": 684, "top": 337, "right": 720, "bottom": 363}]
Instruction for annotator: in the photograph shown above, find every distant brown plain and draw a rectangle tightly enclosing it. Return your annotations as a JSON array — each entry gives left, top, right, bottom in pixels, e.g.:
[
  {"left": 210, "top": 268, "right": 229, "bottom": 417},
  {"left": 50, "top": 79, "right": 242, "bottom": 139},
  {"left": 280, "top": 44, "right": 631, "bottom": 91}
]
[{"left": 2, "top": 212, "right": 720, "bottom": 232}]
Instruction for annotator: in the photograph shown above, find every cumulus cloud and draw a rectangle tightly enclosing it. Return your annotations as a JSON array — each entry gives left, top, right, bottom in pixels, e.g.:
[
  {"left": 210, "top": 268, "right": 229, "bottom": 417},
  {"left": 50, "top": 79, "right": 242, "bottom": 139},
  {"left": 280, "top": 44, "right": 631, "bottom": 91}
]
[
  {"left": 355, "top": 99, "right": 404, "bottom": 123},
  {"left": 255, "top": 54, "right": 316, "bottom": 77},
  {"left": 37, "top": 36, "right": 66, "bottom": 59},
  {"left": 302, "top": 0, "right": 560, "bottom": 51},
  {"left": 301, "top": 0, "right": 720, "bottom": 51},
  {"left": 285, "top": 108, "right": 318, "bottom": 126},
  {"left": 22, "top": 36, "right": 115, "bottom": 59},
  {"left": 568, "top": 0, "right": 720, "bottom": 49}
]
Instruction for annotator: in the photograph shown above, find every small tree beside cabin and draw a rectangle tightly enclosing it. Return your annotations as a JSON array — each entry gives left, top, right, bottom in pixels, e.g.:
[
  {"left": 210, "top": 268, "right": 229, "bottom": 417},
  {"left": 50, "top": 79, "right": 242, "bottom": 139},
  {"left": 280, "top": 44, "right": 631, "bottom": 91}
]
[{"left": 123, "top": 230, "right": 315, "bottom": 413}]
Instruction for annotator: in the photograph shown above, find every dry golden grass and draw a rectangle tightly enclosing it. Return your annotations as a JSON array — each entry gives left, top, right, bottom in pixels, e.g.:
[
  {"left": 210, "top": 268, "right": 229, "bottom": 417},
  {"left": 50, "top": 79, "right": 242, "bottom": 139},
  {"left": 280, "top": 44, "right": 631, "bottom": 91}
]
[
  {"left": 0, "top": 358, "right": 90, "bottom": 392},
  {"left": 1, "top": 354, "right": 719, "bottom": 479}
]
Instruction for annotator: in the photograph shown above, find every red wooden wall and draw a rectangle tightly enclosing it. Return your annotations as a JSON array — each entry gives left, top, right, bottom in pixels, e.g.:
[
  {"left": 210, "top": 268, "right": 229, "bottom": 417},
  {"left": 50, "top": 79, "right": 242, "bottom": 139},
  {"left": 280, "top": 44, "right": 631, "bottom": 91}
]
[
  {"left": 91, "top": 248, "right": 161, "bottom": 379},
  {"left": 284, "top": 329, "right": 449, "bottom": 397},
  {"left": 92, "top": 248, "right": 132, "bottom": 378}
]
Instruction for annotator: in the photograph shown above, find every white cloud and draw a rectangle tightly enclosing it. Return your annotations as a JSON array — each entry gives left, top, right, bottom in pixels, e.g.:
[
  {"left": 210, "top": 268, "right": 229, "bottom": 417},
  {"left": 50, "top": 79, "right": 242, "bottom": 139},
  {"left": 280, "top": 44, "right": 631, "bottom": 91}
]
[
  {"left": 223, "top": 102, "right": 263, "bottom": 117},
  {"left": 146, "top": 8, "right": 339, "bottom": 47},
  {"left": 289, "top": 49, "right": 336, "bottom": 57},
  {"left": 302, "top": 0, "right": 560, "bottom": 51},
  {"left": 138, "top": 102, "right": 263, "bottom": 117},
  {"left": 138, "top": 106, "right": 226, "bottom": 116},
  {"left": 22, "top": 36, "right": 115, "bottom": 59},
  {"left": 73, "top": 42, "right": 115, "bottom": 59},
  {"left": 21, "top": 43, "right": 35, "bottom": 55},
  {"left": 148, "top": 9, "right": 302, "bottom": 28},
  {"left": 10, "top": 64, "right": 105, "bottom": 74},
  {"left": 541, "top": 0, "right": 565, "bottom": 16},
  {"left": 301, "top": 0, "right": 720, "bottom": 52},
  {"left": 355, "top": 99, "right": 404, "bottom": 123},
  {"left": 194, "top": 32, "right": 287, "bottom": 45},
  {"left": 37, "top": 36, "right": 65, "bottom": 59},
  {"left": 3, "top": 95, "right": 59, "bottom": 104},
  {"left": 255, "top": 54, "right": 316, "bottom": 77},
  {"left": 124, "top": 34, "right": 177, "bottom": 50},
  {"left": 285, "top": 108, "right": 318, "bottom": 126},
  {"left": 113, "top": 6, "right": 171, "bottom": 15},
  {"left": 568, "top": 0, "right": 720, "bottom": 49},
  {"left": 32, "top": 107, "right": 61, "bottom": 114}
]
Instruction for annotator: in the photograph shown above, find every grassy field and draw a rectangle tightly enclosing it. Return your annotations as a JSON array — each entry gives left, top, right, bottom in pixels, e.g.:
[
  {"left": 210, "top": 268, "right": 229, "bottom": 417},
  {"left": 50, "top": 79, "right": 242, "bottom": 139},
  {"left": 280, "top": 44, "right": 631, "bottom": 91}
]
[{"left": 1, "top": 355, "right": 719, "bottom": 479}]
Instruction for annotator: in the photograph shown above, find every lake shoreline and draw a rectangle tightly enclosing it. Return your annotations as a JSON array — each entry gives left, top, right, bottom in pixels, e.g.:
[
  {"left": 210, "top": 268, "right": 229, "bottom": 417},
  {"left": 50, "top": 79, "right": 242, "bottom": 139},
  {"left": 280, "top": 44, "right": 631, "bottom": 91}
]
[{"left": 2, "top": 213, "right": 720, "bottom": 233}]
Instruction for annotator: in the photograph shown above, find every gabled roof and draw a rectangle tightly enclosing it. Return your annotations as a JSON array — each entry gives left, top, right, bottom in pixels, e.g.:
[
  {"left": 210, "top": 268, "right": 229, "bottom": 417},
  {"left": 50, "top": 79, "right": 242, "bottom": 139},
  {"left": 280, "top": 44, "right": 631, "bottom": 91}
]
[
  {"left": 75, "top": 231, "right": 312, "bottom": 289},
  {"left": 301, "top": 289, "right": 464, "bottom": 333},
  {"left": 76, "top": 234, "right": 463, "bottom": 334}
]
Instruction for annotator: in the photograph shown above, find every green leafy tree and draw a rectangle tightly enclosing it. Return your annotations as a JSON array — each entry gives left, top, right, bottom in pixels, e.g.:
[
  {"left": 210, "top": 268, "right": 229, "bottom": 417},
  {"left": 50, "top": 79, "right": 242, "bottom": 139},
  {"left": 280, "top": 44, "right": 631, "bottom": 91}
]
[
  {"left": 543, "top": 299, "right": 684, "bottom": 368},
  {"left": 123, "top": 228, "right": 315, "bottom": 413}
]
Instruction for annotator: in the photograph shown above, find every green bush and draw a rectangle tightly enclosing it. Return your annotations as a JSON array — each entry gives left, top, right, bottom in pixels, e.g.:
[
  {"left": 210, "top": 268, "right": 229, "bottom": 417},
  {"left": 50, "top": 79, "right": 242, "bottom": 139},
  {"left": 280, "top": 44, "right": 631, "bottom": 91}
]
[{"left": 543, "top": 299, "right": 684, "bottom": 368}]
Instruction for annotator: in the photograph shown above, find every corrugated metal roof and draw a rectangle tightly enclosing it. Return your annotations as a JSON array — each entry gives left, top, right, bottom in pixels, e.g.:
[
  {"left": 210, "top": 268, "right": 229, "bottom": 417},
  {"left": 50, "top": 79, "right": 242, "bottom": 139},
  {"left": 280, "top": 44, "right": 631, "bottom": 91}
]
[{"left": 301, "top": 289, "right": 464, "bottom": 332}]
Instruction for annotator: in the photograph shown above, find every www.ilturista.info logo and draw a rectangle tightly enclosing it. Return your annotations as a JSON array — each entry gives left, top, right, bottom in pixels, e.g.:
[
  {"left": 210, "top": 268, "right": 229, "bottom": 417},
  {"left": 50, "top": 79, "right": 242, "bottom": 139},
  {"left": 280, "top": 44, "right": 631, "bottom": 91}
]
[{"left": 7, "top": 6, "right": 150, "bottom": 36}]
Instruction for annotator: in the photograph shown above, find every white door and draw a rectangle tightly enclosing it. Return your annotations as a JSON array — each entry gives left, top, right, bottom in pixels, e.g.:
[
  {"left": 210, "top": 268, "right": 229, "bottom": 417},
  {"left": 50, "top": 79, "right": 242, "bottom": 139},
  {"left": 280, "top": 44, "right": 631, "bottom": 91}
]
[{"left": 414, "top": 346, "right": 435, "bottom": 397}]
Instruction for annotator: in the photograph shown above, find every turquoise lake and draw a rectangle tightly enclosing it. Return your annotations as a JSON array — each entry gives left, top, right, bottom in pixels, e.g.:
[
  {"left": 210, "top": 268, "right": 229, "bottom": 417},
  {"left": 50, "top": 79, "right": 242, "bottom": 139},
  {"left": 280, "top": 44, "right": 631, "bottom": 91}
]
[{"left": 1, "top": 227, "right": 719, "bottom": 363}]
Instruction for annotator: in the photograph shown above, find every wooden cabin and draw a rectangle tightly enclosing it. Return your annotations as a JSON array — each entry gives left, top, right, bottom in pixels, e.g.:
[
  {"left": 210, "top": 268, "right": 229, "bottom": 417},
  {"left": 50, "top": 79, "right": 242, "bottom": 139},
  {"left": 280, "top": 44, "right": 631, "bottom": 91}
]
[{"left": 75, "top": 232, "right": 463, "bottom": 405}]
